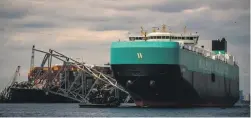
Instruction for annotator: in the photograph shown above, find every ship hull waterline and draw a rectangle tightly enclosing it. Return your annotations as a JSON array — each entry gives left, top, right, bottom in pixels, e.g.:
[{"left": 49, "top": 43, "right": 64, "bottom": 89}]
[
  {"left": 111, "top": 64, "right": 239, "bottom": 107},
  {"left": 6, "top": 88, "right": 77, "bottom": 103}
]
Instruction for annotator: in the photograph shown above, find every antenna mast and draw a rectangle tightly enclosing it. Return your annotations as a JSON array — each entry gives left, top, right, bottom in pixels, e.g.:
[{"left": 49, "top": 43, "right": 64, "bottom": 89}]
[
  {"left": 140, "top": 27, "right": 145, "bottom": 36},
  {"left": 30, "top": 45, "right": 35, "bottom": 72},
  {"left": 184, "top": 26, "right": 187, "bottom": 34},
  {"left": 161, "top": 24, "right": 167, "bottom": 32},
  {"left": 140, "top": 26, "right": 147, "bottom": 40},
  {"left": 152, "top": 27, "right": 159, "bottom": 32}
]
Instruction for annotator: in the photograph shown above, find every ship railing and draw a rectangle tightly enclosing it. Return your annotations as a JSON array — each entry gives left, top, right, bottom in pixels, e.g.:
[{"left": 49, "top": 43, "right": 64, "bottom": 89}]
[{"left": 181, "top": 44, "right": 236, "bottom": 65}]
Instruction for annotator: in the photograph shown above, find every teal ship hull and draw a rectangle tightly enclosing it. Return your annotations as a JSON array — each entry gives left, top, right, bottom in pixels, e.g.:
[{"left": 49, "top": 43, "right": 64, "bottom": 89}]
[{"left": 110, "top": 41, "right": 239, "bottom": 107}]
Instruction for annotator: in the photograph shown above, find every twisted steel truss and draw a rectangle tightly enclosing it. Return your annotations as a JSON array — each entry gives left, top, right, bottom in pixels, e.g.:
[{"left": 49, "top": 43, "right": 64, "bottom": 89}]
[{"left": 30, "top": 45, "right": 130, "bottom": 104}]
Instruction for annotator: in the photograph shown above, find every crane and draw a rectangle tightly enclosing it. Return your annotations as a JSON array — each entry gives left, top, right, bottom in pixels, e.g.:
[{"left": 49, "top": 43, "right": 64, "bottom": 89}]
[{"left": 0, "top": 66, "right": 21, "bottom": 102}]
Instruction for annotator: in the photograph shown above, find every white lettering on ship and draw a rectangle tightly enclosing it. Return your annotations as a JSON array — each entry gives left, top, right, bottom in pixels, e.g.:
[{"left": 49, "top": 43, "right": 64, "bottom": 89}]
[{"left": 137, "top": 53, "right": 143, "bottom": 59}]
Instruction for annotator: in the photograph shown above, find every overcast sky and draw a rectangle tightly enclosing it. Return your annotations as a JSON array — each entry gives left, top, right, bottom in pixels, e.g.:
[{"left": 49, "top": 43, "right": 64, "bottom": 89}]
[{"left": 0, "top": 0, "right": 250, "bottom": 94}]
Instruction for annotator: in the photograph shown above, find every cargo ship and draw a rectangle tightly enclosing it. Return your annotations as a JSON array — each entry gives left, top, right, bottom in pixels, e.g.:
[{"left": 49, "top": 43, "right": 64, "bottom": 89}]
[
  {"left": 1, "top": 65, "right": 82, "bottom": 103},
  {"left": 1, "top": 64, "right": 129, "bottom": 103},
  {"left": 6, "top": 83, "right": 76, "bottom": 103},
  {"left": 110, "top": 25, "right": 239, "bottom": 107}
]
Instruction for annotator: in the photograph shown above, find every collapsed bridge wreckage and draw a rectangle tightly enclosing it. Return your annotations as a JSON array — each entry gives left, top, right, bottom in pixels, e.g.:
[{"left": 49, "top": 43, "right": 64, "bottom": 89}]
[
  {"left": 1, "top": 45, "right": 132, "bottom": 106},
  {"left": 30, "top": 45, "right": 132, "bottom": 106}
]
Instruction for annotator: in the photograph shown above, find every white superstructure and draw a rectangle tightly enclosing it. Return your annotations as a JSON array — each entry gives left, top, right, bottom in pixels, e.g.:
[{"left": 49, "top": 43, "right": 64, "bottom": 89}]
[{"left": 127, "top": 25, "right": 237, "bottom": 66}]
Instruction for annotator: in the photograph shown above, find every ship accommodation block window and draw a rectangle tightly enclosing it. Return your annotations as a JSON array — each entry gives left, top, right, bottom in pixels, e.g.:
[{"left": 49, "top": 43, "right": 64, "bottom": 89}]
[
  {"left": 184, "top": 37, "right": 192, "bottom": 40},
  {"left": 132, "top": 37, "right": 143, "bottom": 40},
  {"left": 148, "top": 36, "right": 173, "bottom": 39},
  {"left": 161, "top": 36, "right": 169, "bottom": 39},
  {"left": 129, "top": 37, "right": 135, "bottom": 41}
]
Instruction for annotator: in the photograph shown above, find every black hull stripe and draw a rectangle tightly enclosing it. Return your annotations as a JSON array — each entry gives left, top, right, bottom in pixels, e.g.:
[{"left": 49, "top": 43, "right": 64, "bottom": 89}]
[{"left": 111, "top": 64, "right": 239, "bottom": 107}]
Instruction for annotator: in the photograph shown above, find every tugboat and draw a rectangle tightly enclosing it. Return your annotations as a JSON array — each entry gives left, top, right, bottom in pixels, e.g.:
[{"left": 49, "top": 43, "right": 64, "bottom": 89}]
[{"left": 110, "top": 25, "right": 239, "bottom": 107}]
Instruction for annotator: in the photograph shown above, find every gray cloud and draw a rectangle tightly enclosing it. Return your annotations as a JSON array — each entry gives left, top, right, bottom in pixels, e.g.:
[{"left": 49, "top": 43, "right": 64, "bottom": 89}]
[
  {"left": 0, "top": 9, "right": 27, "bottom": 19},
  {"left": 0, "top": 0, "right": 29, "bottom": 19},
  {"left": 20, "top": 22, "right": 57, "bottom": 28},
  {"left": 207, "top": 0, "right": 249, "bottom": 10},
  {"left": 151, "top": 0, "right": 249, "bottom": 13},
  {"left": 0, "top": 0, "right": 249, "bottom": 94}
]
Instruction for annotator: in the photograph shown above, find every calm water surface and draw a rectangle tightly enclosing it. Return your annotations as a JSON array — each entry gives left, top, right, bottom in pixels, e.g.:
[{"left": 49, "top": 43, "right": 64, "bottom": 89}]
[{"left": 0, "top": 103, "right": 249, "bottom": 117}]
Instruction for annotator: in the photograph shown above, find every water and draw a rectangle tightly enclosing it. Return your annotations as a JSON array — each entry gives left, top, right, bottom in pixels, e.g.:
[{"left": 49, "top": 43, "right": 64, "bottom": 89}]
[{"left": 0, "top": 103, "right": 249, "bottom": 117}]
